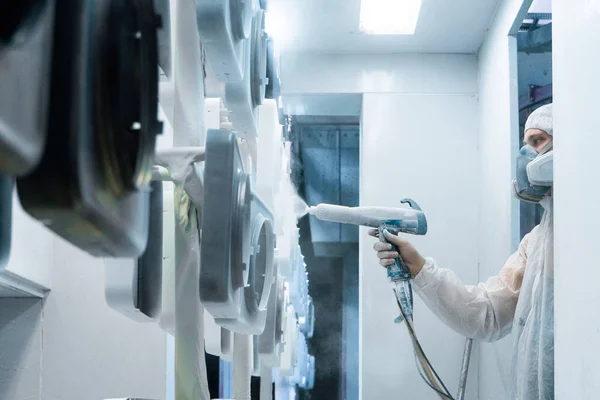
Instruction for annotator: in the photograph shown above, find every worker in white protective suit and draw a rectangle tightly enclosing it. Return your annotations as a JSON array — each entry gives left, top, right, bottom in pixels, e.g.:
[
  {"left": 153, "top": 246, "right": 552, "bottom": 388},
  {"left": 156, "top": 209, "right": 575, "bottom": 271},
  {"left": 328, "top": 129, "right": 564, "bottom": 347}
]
[{"left": 371, "top": 104, "right": 555, "bottom": 400}]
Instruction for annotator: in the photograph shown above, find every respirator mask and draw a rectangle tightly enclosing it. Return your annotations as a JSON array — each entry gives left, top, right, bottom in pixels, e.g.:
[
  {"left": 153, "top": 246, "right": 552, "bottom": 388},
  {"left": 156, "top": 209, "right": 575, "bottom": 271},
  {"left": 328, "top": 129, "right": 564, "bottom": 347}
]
[{"left": 512, "top": 141, "right": 553, "bottom": 203}]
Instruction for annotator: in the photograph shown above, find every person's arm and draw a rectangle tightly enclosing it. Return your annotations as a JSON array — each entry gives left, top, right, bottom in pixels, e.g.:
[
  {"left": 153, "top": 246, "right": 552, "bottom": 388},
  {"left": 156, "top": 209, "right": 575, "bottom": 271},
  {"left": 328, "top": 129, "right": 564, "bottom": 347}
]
[{"left": 371, "top": 229, "right": 533, "bottom": 342}]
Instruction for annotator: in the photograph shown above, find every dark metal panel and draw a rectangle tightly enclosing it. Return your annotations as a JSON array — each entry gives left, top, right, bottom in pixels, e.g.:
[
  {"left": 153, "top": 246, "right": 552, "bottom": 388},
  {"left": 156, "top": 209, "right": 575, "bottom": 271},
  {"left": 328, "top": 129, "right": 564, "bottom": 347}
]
[
  {"left": 302, "top": 126, "right": 341, "bottom": 246},
  {"left": 518, "top": 22, "right": 552, "bottom": 53},
  {"left": 340, "top": 128, "right": 360, "bottom": 243},
  {"left": 300, "top": 125, "right": 360, "bottom": 255},
  {"left": 519, "top": 83, "right": 553, "bottom": 111}
]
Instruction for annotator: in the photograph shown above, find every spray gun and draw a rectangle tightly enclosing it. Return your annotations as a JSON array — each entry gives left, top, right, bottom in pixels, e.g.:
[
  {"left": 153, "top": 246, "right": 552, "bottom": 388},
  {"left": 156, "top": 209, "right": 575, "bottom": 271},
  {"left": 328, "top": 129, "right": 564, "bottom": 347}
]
[
  {"left": 309, "top": 199, "right": 426, "bottom": 322},
  {"left": 310, "top": 199, "right": 462, "bottom": 400}
]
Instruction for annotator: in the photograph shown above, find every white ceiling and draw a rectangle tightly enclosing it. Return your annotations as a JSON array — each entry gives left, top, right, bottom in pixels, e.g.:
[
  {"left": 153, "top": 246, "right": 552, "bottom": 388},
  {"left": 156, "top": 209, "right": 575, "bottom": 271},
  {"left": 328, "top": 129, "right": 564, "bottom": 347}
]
[{"left": 267, "top": 0, "right": 503, "bottom": 54}]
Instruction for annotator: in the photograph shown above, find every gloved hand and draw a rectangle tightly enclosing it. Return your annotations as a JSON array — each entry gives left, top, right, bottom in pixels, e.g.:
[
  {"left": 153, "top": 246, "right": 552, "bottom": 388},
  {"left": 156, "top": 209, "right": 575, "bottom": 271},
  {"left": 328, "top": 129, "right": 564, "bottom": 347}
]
[{"left": 368, "top": 229, "right": 426, "bottom": 278}]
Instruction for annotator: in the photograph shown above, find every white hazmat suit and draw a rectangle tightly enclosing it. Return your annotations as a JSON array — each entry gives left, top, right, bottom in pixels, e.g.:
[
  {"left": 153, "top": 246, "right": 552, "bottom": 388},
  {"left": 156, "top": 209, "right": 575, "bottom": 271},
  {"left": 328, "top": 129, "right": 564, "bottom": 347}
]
[{"left": 411, "top": 105, "right": 554, "bottom": 400}]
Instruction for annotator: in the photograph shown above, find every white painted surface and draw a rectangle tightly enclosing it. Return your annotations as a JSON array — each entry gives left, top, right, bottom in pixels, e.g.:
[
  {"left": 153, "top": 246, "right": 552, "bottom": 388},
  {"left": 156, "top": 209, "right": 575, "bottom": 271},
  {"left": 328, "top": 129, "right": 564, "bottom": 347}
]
[
  {"left": 553, "top": 1, "right": 600, "bottom": 398},
  {"left": 476, "top": 0, "right": 531, "bottom": 398},
  {"left": 267, "top": 0, "right": 501, "bottom": 53},
  {"left": 41, "top": 239, "right": 166, "bottom": 400},
  {"left": 0, "top": 299, "right": 42, "bottom": 400},
  {"left": 0, "top": 193, "right": 54, "bottom": 296},
  {"left": 281, "top": 53, "right": 478, "bottom": 95},
  {"left": 360, "top": 93, "right": 479, "bottom": 400},
  {"left": 0, "top": 239, "right": 167, "bottom": 400}
]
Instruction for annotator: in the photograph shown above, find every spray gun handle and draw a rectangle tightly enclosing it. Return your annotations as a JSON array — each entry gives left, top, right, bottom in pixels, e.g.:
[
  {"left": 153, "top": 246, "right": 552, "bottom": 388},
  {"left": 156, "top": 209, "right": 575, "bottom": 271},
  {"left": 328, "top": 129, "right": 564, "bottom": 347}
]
[{"left": 378, "top": 226, "right": 412, "bottom": 282}]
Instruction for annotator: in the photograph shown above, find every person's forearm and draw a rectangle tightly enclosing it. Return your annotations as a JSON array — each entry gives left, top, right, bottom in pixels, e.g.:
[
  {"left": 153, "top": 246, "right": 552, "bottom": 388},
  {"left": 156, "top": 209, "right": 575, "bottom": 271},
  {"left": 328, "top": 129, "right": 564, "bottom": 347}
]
[{"left": 413, "top": 258, "right": 517, "bottom": 342}]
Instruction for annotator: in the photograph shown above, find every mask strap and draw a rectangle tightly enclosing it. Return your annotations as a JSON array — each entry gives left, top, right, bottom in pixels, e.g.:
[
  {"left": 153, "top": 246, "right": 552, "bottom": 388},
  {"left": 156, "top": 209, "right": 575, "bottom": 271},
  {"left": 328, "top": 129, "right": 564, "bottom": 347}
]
[{"left": 538, "top": 140, "right": 553, "bottom": 155}]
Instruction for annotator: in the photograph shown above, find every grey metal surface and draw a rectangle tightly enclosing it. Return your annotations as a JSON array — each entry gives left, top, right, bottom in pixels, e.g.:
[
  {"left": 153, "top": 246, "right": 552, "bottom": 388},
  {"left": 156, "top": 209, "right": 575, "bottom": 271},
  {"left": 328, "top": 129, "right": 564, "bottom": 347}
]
[
  {"left": 137, "top": 181, "right": 164, "bottom": 319},
  {"left": 153, "top": 0, "right": 171, "bottom": 77},
  {"left": 457, "top": 338, "right": 474, "bottom": 400},
  {"left": 200, "top": 129, "right": 274, "bottom": 334},
  {"left": 16, "top": 0, "right": 161, "bottom": 257},
  {"left": 0, "top": 0, "right": 54, "bottom": 175},
  {"left": 251, "top": 9, "right": 268, "bottom": 108},
  {"left": 299, "top": 125, "right": 359, "bottom": 257},
  {"left": 103, "top": 182, "right": 164, "bottom": 321},
  {"left": 0, "top": 177, "right": 12, "bottom": 269},
  {"left": 258, "top": 273, "right": 284, "bottom": 365}
]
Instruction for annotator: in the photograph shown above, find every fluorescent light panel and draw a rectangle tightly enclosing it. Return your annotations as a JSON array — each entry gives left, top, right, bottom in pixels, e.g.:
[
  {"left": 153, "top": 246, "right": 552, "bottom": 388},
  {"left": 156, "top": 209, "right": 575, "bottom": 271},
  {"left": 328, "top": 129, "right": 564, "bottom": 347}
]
[{"left": 359, "top": 0, "right": 422, "bottom": 35}]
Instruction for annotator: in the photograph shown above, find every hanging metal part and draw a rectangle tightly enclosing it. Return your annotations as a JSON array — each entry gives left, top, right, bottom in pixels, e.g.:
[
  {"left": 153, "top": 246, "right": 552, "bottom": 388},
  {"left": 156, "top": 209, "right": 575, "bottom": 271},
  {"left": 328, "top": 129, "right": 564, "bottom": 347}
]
[
  {"left": 16, "top": 0, "right": 162, "bottom": 258},
  {"left": 251, "top": 9, "right": 268, "bottom": 108},
  {"left": 265, "top": 37, "right": 281, "bottom": 101},
  {"left": 200, "top": 129, "right": 276, "bottom": 335},
  {"left": 230, "top": 0, "right": 254, "bottom": 41},
  {"left": 0, "top": 177, "right": 12, "bottom": 269},
  {"left": 0, "top": 0, "right": 54, "bottom": 175},
  {"left": 103, "top": 0, "right": 163, "bottom": 192},
  {"left": 258, "top": 271, "right": 286, "bottom": 366},
  {"left": 223, "top": 8, "right": 265, "bottom": 139},
  {"left": 152, "top": 0, "right": 171, "bottom": 77},
  {"left": 104, "top": 181, "right": 164, "bottom": 321},
  {"left": 196, "top": 0, "right": 255, "bottom": 82}
]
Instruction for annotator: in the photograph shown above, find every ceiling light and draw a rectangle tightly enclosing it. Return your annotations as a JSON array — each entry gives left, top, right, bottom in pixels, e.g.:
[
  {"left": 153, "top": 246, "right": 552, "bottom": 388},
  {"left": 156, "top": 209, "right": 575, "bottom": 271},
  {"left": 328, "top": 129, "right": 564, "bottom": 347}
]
[{"left": 359, "top": 0, "right": 422, "bottom": 35}]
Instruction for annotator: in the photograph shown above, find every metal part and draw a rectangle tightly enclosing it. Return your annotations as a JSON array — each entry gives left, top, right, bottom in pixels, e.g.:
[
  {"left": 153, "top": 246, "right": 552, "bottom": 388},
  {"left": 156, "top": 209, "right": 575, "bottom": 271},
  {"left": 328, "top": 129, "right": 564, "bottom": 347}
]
[
  {"left": 518, "top": 22, "right": 552, "bottom": 53},
  {"left": 103, "top": 0, "right": 163, "bottom": 191},
  {"left": 0, "top": 0, "right": 54, "bottom": 175},
  {"left": 251, "top": 9, "right": 268, "bottom": 108},
  {"left": 16, "top": 0, "right": 162, "bottom": 257},
  {"left": 300, "top": 296, "right": 315, "bottom": 339},
  {"left": 265, "top": 37, "right": 280, "bottom": 101},
  {"left": 457, "top": 338, "right": 474, "bottom": 400},
  {"left": 153, "top": 0, "right": 171, "bottom": 77},
  {"left": 200, "top": 129, "right": 276, "bottom": 334},
  {"left": 104, "top": 181, "right": 164, "bottom": 321},
  {"left": 196, "top": 0, "right": 255, "bottom": 82},
  {"left": 224, "top": 9, "right": 265, "bottom": 138},
  {"left": 0, "top": 177, "right": 12, "bottom": 269},
  {"left": 136, "top": 181, "right": 163, "bottom": 318},
  {"left": 259, "top": 272, "right": 286, "bottom": 366}
]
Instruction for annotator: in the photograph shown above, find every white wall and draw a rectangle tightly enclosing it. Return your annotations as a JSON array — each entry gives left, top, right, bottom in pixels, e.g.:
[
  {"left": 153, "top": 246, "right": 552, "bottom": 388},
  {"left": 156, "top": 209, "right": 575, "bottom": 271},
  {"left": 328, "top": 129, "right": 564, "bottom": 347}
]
[
  {"left": 281, "top": 53, "right": 479, "bottom": 95},
  {"left": 553, "top": 2, "right": 600, "bottom": 398},
  {"left": 476, "top": 0, "right": 532, "bottom": 398},
  {"left": 0, "top": 238, "right": 167, "bottom": 400},
  {"left": 361, "top": 92, "right": 479, "bottom": 400}
]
